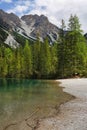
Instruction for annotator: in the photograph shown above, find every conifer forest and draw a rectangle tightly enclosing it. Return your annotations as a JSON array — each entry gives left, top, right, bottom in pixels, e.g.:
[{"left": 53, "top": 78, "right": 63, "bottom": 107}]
[{"left": 0, "top": 15, "right": 87, "bottom": 79}]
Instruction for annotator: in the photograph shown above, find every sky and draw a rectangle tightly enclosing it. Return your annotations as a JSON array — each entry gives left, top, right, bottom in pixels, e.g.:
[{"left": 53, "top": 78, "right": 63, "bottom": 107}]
[{"left": 0, "top": 0, "right": 87, "bottom": 33}]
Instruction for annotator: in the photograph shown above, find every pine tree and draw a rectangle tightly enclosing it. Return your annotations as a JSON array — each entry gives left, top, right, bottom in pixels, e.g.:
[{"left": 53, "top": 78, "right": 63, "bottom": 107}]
[
  {"left": 0, "top": 46, "right": 8, "bottom": 77},
  {"left": 50, "top": 43, "right": 58, "bottom": 77},
  {"left": 4, "top": 48, "right": 13, "bottom": 77},
  {"left": 65, "top": 14, "right": 87, "bottom": 77},
  {"left": 23, "top": 40, "right": 32, "bottom": 78},
  {"left": 0, "top": 46, "right": 2, "bottom": 77},
  {"left": 19, "top": 46, "right": 25, "bottom": 78},
  {"left": 68, "top": 14, "right": 81, "bottom": 32},
  {"left": 15, "top": 49, "right": 21, "bottom": 78},
  {"left": 32, "top": 38, "right": 41, "bottom": 78},
  {"left": 39, "top": 38, "right": 52, "bottom": 78},
  {"left": 57, "top": 15, "right": 87, "bottom": 78},
  {"left": 58, "top": 19, "right": 67, "bottom": 78}
]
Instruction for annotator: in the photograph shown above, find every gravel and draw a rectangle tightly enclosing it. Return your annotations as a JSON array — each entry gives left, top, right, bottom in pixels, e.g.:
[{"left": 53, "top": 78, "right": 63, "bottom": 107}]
[{"left": 37, "top": 78, "right": 87, "bottom": 130}]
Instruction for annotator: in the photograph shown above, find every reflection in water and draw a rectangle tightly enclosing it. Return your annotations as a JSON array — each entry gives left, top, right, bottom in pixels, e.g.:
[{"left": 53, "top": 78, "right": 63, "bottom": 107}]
[{"left": 0, "top": 79, "right": 73, "bottom": 130}]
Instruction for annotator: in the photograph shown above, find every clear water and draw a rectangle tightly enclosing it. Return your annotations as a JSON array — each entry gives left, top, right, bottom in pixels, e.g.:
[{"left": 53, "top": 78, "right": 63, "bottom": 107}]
[{"left": 0, "top": 79, "right": 73, "bottom": 130}]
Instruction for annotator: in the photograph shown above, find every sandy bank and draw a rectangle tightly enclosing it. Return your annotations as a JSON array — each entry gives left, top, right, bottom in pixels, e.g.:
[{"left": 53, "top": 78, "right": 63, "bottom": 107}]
[{"left": 36, "top": 78, "right": 87, "bottom": 130}]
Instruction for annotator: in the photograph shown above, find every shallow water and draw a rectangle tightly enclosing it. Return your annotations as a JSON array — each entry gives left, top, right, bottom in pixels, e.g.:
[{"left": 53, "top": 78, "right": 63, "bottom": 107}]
[{"left": 0, "top": 79, "right": 73, "bottom": 130}]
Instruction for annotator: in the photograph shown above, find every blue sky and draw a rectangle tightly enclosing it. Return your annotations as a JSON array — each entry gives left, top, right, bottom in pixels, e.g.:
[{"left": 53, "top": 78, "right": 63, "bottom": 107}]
[{"left": 0, "top": 0, "right": 87, "bottom": 32}]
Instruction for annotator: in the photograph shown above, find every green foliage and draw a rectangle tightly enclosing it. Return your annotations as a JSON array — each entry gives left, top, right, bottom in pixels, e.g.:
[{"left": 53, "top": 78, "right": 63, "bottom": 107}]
[
  {"left": 0, "top": 27, "right": 8, "bottom": 43},
  {"left": 13, "top": 31, "right": 34, "bottom": 46},
  {"left": 31, "top": 39, "right": 41, "bottom": 78},
  {"left": 23, "top": 40, "right": 32, "bottom": 78},
  {"left": 68, "top": 14, "right": 82, "bottom": 32},
  {"left": 58, "top": 14, "right": 87, "bottom": 78},
  {"left": 0, "top": 14, "right": 87, "bottom": 79},
  {"left": 13, "top": 31, "right": 27, "bottom": 46},
  {"left": 39, "top": 38, "right": 51, "bottom": 77}
]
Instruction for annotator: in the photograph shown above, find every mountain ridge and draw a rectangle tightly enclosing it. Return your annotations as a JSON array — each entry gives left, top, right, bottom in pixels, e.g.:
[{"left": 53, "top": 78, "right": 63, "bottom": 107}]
[{"left": 0, "top": 9, "right": 60, "bottom": 47}]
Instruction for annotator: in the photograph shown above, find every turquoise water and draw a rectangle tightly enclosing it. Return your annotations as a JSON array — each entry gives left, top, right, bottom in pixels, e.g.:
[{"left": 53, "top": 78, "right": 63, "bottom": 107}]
[{"left": 0, "top": 79, "right": 73, "bottom": 130}]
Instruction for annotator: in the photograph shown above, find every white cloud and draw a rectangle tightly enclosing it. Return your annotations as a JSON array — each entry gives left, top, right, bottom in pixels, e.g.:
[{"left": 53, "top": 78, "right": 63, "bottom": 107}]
[
  {"left": 28, "top": 0, "right": 87, "bottom": 32},
  {"left": 6, "top": 0, "right": 87, "bottom": 32},
  {"left": 8, "top": 5, "right": 28, "bottom": 14},
  {"left": 7, "top": 0, "right": 30, "bottom": 16}
]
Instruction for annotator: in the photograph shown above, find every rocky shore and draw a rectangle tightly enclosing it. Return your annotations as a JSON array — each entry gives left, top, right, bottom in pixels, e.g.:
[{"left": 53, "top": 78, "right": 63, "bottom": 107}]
[{"left": 36, "top": 78, "right": 87, "bottom": 130}]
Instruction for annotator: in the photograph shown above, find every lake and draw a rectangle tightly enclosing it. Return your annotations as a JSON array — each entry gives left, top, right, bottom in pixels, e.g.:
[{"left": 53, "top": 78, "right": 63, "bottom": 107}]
[{"left": 0, "top": 79, "right": 73, "bottom": 130}]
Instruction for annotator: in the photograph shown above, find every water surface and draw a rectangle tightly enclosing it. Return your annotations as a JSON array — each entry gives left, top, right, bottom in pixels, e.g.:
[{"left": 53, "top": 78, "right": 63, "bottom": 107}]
[{"left": 0, "top": 79, "right": 73, "bottom": 130}]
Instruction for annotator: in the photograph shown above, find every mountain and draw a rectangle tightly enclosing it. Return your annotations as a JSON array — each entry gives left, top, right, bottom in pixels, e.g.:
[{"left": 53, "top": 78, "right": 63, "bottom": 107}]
[
  {"left": 0, "top": 9, "right": 60, "bottom": 48},
  {"left": 0, "top": 9, "right": 21, "bottom": 30},
  {"left": 21, "top": 14, "right": 59, "bottom": 41}
]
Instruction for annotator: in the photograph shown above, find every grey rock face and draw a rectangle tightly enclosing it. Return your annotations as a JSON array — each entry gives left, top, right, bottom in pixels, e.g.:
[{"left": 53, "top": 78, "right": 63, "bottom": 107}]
[
  {"left": 21, "top": 14, "right": 60, "bottom": 41},
  {"left": 0, "top": 9, "right": 21, "bottom": 30},
  {"left": 0, "top": 9, "right": 60, "bottom": 44}
]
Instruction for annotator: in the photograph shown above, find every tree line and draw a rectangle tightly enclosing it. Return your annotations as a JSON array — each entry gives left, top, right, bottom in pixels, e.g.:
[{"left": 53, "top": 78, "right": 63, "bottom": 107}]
[{"left": 0, "top": 14, "right": 87, "bottom": 79}]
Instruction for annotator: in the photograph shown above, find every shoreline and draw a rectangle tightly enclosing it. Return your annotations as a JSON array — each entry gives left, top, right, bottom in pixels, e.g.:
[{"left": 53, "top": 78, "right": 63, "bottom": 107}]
[
  {"left": 36, "top": 78, "right": 87, "bottom": 130},
  {"left": 1, "top": 79, "right": 73, "bottom": 130}
]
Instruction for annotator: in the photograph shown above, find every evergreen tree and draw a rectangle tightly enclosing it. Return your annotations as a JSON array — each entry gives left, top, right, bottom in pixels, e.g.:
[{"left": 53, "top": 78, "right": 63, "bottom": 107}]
[
  {"left": 0, "top": 46, "right": 8, "bottom": 77},
  {"left": 65, "top": 14, "right": 87, "bottom": 77},
  {"left": 0, "top": 14, "right": 87, "bottom": 79},
  {"left": 0, "top": 46, "right": 2, "bottom": 77},
  {"left": 58, "top": 19, "right": 67, "bottom": 78},
  {"left": 32, "top": 38, "right": 41, "bottom": 78},
  {"left": 19, "top": 46, "right": 25, "bottom": 78},
  {"left": 15, "top": 49, "right": 21, "bottom": 78},
  {"left": 50, "top": 43, "right": 58, "bottom": 77},
  {"left": 68, "top": 14, "right": 81, "bottom": 32},
  {"left": 39, "top": 38, "right": 52, "bottom": 78},
  {"left": 9, "top": 50, "right": 18, "bottom": 78},
  {"left": 4, "top": 48, "right": 13, "bottom": 77},
  {"left": 23, "top": 40, "right": 32, "bottom": 78}
]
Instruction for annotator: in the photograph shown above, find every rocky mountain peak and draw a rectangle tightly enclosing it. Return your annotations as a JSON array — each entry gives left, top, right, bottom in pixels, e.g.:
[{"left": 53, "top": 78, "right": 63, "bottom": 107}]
[
  {"left": 21, "top": 14, "right": 59, "bottom": 41},
  {"left": 0, "top": 9, "right": 60, "bottom": 47},
  {"left": 8, "top": 13, "right": 21, "bottom": 26},
  {"left": 0, "top": 9, "right": 21, "bottom": 30},
  {"left": 39, "top": 14, "right": 48, "bottom": 21},
  {"left": 21, "top": 14, "right": 49, "bottom": 26}
]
